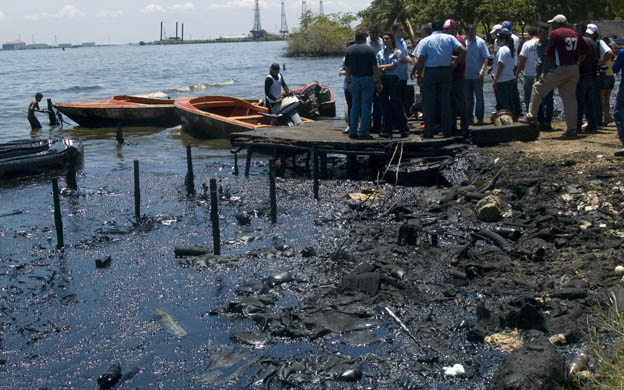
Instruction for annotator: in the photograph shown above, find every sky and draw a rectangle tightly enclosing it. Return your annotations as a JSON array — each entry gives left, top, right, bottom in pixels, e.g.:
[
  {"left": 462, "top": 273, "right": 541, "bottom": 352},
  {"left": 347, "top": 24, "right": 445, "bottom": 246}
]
[{"left": 0, "top": 1, "right": 370, "bottom": 45}]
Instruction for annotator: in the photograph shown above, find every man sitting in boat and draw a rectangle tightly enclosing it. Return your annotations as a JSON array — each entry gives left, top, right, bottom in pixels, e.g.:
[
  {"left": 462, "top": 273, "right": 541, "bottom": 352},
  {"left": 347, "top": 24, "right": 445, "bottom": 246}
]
[
  {"left": 28, "top": 92, "right": 45, "bottom": 130},
  {"left": 264, "top": 63, "right": 290, "bottom": 114}
]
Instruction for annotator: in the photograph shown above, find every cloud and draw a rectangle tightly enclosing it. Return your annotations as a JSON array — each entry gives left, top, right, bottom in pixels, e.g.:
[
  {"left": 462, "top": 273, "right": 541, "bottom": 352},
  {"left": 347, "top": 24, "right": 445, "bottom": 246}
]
[
  {"left": 96, "top": 10, "right": 124, "bottom": 18},
  {"left": 24, "top": 5, "right": 85, "bottom": 21},
  {"left": 168, "top": 2, "right": 195, "bottom": 11},
  {"left": 143, "top": 3, "right": 197, "bottom": 13},
  {"left": 57, "top": 5, "right": 85, "bottom": 18},
  {"left": 207, "top": 0, "right": 263, "bottom": 9},
  {"left": 142, "top": 4, "right": 167, "bottom": 13}
]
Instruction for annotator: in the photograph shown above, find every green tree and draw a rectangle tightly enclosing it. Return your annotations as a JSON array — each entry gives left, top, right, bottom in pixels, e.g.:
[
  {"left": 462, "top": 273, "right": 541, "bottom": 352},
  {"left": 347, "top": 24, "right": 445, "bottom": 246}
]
[
  {"left": 286, "top": 12, "right": 355, "bottom": 57},
  {"left": 358, "top": 0, "right": 419, "bottom": 39}
]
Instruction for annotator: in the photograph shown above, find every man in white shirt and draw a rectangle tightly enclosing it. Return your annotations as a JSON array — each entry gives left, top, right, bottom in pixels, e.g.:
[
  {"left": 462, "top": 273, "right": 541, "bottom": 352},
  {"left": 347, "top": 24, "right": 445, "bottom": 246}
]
[
  {"left": 515, "top": 27, "right": 540, "bottom": 112},
  {"left": 586, "top": 23, "right": 614, "bottom": 126}
]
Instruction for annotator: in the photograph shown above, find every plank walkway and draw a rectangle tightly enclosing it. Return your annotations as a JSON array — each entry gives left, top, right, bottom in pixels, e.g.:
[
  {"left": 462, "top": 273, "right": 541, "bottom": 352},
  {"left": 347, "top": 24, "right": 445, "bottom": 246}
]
[{"left": 229, "top": 119, "right": 537, "bottom": 177}]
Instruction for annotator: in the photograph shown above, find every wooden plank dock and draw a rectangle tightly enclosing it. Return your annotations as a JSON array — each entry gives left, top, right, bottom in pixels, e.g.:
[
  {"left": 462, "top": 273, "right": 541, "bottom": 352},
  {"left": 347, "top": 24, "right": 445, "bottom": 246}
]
[{"left": 229, "top": 119, "right": 537, "bottom": 177}]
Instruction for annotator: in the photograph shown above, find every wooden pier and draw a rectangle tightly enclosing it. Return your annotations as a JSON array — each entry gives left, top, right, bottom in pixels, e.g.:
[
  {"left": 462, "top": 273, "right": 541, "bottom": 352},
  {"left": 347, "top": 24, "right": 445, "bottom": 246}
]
[{"left": 229, "top": 119, "right": 537, "bottom": 177}]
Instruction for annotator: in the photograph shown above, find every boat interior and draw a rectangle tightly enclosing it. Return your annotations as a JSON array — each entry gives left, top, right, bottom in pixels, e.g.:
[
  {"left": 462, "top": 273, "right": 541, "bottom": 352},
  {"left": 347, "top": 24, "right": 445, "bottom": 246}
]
[{"left": 194, "top": 100, "right": 274, "bottom": 126}]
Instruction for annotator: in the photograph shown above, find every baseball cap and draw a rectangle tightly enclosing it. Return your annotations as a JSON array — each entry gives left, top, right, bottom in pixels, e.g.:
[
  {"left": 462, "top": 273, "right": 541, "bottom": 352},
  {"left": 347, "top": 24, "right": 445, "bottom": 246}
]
[
  {"left": 502, "top": 21, "right": 512, "bottom": 30},
  {"left": 490, "top": 24, "right": 502, "bottom": 35},
  {"left": 443, "top": 19, "right": 456, "bottom": 29},
  {"left": 547, "top": 14, "right": 567, "bottom": 24},
  {"left": 586, "top": 23, "right": 598, "bottom": 35}
]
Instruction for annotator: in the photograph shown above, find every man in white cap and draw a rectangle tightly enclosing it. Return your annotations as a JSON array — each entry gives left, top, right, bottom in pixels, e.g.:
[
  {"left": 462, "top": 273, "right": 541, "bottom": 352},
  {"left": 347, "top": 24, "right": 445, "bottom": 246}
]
[
  {"left": 521, "top": 14, "right": 590, "bottom": 138},
  {"left": 586, "top": 23, "right": 614, "bottom": 125}
]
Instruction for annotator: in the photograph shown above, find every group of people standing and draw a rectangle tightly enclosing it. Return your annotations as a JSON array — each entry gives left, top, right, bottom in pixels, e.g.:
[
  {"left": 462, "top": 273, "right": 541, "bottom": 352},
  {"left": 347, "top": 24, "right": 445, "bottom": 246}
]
[{"left": 340, "top": 14, "right": 624, "bottom": 156}]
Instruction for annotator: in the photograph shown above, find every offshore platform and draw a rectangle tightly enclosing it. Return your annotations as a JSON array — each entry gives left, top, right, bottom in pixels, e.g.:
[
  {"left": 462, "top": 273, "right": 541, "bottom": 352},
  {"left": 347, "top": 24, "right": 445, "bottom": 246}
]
[{"left": 250, "top": 0, "right": 326, "bottom": 39}]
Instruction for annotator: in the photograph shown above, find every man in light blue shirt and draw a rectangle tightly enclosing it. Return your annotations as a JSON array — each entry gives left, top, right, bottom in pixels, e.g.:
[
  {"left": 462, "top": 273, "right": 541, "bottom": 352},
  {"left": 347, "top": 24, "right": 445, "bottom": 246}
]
[
  {"left": 415, "top": 20, "right": 465, "bottom": 138},
  {"left": 464, "top": 24, "right": 490, "bottom": 125}
]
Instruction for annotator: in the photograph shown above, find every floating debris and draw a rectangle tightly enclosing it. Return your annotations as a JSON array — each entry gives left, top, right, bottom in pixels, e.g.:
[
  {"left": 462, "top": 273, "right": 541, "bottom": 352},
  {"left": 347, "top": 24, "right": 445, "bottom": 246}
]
[{"left": 154, "top": 309, "right": 187, "bottom": 337}]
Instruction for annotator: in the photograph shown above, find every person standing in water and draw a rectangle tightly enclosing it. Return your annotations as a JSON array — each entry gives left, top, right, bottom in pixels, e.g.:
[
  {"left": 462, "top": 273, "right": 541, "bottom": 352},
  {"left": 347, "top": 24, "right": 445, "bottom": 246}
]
[
  {"left": 264, "top": 63, "right": 290, "bottom": 114},
  {"left": 28, "top": 92, "right": 45, "bottom": 130}
]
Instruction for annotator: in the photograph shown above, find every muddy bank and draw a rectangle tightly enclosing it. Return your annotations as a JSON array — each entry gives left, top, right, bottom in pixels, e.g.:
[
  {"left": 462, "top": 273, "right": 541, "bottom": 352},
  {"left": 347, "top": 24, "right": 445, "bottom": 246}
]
[{"left": 1, "top": 133, "right": 623, "bottom": 389}]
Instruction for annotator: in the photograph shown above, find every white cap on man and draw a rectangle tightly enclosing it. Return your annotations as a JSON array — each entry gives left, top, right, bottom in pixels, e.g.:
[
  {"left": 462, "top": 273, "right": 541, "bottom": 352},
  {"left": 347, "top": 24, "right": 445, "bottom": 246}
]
[
  {"left": 547, "top": 14, "right": 567, "bottom": 24},
  {"left": 586, "top": 23, "right": 598, "bottom": 35},
  {"left": 490, "top": 24, "right": 502, "bottom": 35}
]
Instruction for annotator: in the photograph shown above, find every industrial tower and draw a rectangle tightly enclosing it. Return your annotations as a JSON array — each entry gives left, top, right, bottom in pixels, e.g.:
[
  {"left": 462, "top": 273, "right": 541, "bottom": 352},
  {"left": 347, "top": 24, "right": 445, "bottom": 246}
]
[
  {"left": 319, "top": 0, "right": 324, "bottom": 16},
  {"left": 279, "top": 1, "right": 289, "bottom": 36},
  {"left": 301, "top": 0, "right": 307, "bottom": 18},
  {"left": 250, "top": 0, "right": 264, "bottom": 39}
]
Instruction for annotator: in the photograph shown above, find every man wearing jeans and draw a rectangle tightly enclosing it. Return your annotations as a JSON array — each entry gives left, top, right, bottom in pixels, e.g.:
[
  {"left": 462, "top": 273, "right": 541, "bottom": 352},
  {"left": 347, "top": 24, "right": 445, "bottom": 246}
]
[
  {"left": 515, "top": 27, "right": 540, "bottom": 113},
  {"left": 344, "top": 30, "right": 383, "bottom": 140},
  {"left": 415, "top": 20, "right": 465, "bottom": 138},
  {"left": 612, "top": 47, "right": 624, "bottom": 156},
  {"left": 521, "top": 14, "right": 589, "bottom": 137},
  {"left": 464, "top": 24, "right": 490, "bottom": 126}
]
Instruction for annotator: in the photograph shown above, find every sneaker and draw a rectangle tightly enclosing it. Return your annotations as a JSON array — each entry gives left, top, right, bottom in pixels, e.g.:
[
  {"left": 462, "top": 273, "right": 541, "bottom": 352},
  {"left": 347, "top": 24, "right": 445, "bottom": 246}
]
[
  {"left": 615, "top": 148, "right": 624, "bottom": 157},
  {"left": 561, "top": 130, "right": 577, "bottom": 138},
  {"left": 348, "top": 133, "right": 358, "bottom": 140},
  {"left": 343, "top": 127, "right": 350, "bottom": 134},
  {"left": 359, "top": 134, "right": 374, "bottom": 140},
  {"left": 369, "top": 126, "right": 381, "bottom": 134},
  {"left": 518, "top": 115, "right": 537, "bottom": 125}
]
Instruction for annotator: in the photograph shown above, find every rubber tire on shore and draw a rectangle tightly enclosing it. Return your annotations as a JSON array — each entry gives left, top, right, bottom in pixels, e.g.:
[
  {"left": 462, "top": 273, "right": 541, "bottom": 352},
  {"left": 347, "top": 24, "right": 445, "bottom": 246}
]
[{"left": 470, "top": 123, "right": 539, "bottom": 146}]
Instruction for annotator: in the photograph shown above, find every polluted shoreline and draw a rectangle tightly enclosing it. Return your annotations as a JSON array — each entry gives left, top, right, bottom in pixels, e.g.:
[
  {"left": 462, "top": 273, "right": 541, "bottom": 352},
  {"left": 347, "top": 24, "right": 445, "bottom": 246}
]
[{"left": 1, "top": 135, "right": 624, "bottom": 389}]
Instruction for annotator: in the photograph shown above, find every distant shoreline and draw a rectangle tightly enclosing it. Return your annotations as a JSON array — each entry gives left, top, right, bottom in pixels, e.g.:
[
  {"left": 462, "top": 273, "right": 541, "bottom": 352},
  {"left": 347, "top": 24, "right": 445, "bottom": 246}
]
[{"left": 152, "top": 37, "right": 285, "bottom": 45}]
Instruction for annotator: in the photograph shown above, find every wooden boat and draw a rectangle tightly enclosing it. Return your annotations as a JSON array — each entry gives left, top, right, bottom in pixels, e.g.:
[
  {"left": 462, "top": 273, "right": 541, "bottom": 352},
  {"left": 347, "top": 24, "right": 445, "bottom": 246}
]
[
  {"left": 289, "top": 82, "right": 336, "bottom": 118},
  {"left": 175, "top": 95, "right": 312, "bottom": 139},
  {"left": 0, "top": 139, "right": 83, "bottom": 178},
  {"left": 54, "top": 95, "right": 180, "bottom": 128}
]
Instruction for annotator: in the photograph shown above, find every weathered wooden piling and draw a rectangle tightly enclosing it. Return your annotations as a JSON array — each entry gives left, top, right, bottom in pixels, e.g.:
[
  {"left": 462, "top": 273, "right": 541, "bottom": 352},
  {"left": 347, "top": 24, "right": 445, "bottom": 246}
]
[
  {"left": 269, "top": 159, "right": 277, "bottom": 224},
  {"left": 245, "top": 149, "right": 253, "bottom": 177},
  {"left": 233, "top": 152, "right": 239, "bottom": 175},
  {"left": 65, "top": 152, "right": 78, "bottom": 191},
  {"left": 312, "top": 146, "right": 319, "bottom": 200},
  {"left": 133, "top": 160, "right": 140, "bottom": 221},
  {"left": 185, "top": 145, "right": 195, "bottom": 195},
  {"left": 115, "top": 127, "right": 124, "bottom": 144},
  {"left": 209, "top": 178, "right": 221, "bottom": 255},
  {"left": 47, "top": 98, "right": 59, "bottom": 126},
  {"left": 51, "top": 178, "right": 64, "bottom": 249}
]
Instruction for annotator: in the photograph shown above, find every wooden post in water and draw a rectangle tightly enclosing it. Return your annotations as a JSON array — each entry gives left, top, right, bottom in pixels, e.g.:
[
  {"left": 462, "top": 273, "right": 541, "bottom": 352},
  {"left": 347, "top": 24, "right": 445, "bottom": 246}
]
[
  {"left": 320, "top": 152, "right": 328, "bottom": 179},
  {"left": 133, "top": 160, "right": 140, "bottom": 222},
  {"left": 312, "top": 146, "right": 319, "bottom": 200},
  {"left": 233, "top": 152, "right": 239, "bottom": 175},
  {"left": 209, "top": 178, "right": 221, "bottom": 255},
  {"left": 245, "top": 148, "right": 253, "bottom": 177},
  {"left": 185, "top": 145, "right": 195, "bottom": 195},
  {"left": 51, "top": 178, "right": 64, "bottom": 249},
  {"left": 65, "top": 150, "right": 78, "bottom": 191},
  {"left": 269, "top": 159, "right": 277, "bottom": 224},
  {"left": 46, "top": 98, "right": 59, "bottom": 126}
]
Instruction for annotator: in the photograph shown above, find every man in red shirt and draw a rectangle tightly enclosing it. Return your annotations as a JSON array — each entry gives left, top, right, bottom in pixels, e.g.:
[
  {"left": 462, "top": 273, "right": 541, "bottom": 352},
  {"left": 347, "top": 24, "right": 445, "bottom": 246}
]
[{"left": 522, "top": 14, "right": 589, "bottom": 137}]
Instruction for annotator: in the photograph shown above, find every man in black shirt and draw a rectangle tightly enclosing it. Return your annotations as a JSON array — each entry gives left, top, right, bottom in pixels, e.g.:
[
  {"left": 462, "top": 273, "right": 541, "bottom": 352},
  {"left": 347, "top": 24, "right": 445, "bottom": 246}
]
[{"left": 344, "top": 30, "right": 383, "bottom": 139}]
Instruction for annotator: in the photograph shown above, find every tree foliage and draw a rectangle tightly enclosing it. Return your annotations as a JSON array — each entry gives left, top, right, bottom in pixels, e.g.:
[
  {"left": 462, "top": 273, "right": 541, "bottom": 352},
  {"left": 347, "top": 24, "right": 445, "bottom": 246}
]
[
  {"left": 358, "top": 0, "right": 617, "bottom": 41},
  {"left": 286, "top": 12, "right": 355, "bottom": 57}
]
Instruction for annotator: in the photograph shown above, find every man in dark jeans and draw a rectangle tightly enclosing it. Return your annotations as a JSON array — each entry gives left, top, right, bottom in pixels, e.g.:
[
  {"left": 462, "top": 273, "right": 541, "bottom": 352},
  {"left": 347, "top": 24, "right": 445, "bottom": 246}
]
[
  {"left": 443, "top": 19, "right": 468, "bottom": 136},
  {"left": 574, "top": 23, "right": 599, "bottom": 132},
  {"left": 344, "top": 30, "right": 383, "bottom": 140},
  {"left": 535, "top": 23, "right": 554, "bottom": 130},
  {"left": 415, "top": 20, "right": 466, "bottom": 138}
]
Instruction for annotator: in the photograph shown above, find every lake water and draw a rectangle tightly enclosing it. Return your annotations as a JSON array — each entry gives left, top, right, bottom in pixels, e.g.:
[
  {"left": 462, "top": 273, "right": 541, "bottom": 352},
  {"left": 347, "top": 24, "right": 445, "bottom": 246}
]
[{"left": 0, "top": 40, "right": 506, "bottom": 169}]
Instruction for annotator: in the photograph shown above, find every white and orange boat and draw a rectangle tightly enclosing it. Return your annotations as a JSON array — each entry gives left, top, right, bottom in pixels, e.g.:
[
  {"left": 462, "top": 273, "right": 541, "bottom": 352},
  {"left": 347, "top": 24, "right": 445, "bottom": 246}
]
[
  {"left": 174, "top": 95, "right": 312, "bottom": 139},
  {"left": 54, "top": 95, "right": 180, "bottom": 128}
]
